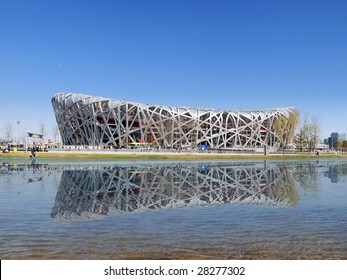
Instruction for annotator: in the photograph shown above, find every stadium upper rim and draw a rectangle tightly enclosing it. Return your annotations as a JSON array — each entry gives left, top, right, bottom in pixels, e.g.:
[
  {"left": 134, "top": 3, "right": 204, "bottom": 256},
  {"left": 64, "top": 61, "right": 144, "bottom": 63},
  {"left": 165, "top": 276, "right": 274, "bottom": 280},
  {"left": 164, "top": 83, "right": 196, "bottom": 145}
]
[{"left": 52, "top": 92, "right": 296, "bottom": 114}]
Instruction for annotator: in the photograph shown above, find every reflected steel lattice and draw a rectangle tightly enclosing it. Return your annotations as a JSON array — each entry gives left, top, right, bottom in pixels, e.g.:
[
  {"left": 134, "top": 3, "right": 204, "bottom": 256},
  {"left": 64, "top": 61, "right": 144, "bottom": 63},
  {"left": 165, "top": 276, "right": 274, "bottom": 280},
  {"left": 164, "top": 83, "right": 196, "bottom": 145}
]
[
  {"left": 51, "top": 162, "right": 297, "bottom": 223},
  {"left": 52, "top": 92, "right": 295, "bottom": 150}
]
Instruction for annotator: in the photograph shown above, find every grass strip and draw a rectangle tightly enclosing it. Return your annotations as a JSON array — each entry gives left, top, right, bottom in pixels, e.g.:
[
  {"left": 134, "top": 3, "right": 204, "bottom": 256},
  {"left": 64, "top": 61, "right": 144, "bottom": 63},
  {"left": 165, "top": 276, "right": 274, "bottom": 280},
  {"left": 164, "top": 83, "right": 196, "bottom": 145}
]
[{"left": 0, "top": 151, "right": 346, "bottom": 160}]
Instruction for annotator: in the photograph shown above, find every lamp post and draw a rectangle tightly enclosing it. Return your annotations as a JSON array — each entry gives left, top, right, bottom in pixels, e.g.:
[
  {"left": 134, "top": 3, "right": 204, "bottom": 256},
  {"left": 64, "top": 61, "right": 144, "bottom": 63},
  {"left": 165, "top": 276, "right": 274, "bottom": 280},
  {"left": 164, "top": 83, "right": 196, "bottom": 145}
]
[
  {"left": 17, "top": 120, "right": 20, "bottom": 147},
  {"left": 93, "top": 132, "right": 96, "bottom": 153}
]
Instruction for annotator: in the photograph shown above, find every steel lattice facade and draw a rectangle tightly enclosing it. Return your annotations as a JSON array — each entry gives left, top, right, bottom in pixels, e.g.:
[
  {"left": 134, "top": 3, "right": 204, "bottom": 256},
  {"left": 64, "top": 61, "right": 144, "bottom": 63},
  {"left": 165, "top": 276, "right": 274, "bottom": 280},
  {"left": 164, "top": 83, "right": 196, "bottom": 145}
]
[{"left": 52, "top": 92, "right": 295, "bottom": 151}]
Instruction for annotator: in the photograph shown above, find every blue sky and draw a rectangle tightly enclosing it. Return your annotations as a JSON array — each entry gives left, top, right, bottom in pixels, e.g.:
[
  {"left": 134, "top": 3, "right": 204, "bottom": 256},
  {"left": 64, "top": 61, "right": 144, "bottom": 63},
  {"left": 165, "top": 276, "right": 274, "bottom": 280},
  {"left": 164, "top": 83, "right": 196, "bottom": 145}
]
[{"left": 0, "top": 0, "right": 346, "bottom": 141}]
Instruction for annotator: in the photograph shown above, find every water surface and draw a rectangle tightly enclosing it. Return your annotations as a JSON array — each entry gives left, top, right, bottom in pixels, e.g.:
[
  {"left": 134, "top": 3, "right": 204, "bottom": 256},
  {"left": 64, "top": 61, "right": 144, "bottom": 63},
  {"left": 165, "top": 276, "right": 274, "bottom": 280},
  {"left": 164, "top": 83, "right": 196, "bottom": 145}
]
[{"left": 0, "top": 159, "right": 346, "bottom": 259}]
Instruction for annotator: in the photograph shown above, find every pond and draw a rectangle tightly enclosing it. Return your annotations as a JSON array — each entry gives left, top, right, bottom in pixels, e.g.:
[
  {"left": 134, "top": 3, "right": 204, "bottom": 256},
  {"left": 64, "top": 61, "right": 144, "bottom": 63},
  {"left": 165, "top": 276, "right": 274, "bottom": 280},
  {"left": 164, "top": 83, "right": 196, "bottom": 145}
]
[{"left": 0, "top": 159, "right": 346, "bottom": 259}]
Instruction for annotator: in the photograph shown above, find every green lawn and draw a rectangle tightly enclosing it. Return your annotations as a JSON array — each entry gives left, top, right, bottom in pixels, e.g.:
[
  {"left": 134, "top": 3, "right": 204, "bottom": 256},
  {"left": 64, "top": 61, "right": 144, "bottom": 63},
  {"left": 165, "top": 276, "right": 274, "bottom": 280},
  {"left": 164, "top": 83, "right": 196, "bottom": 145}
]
[{"left": 0, "top": 151, "right": 345, "bottom": 160}]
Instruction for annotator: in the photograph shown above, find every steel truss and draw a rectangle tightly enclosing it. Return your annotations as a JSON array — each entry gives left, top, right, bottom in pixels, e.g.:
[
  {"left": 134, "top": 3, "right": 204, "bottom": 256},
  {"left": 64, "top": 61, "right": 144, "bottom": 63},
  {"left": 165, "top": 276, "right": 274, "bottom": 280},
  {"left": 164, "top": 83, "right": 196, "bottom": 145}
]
[{"left": 52, "top": 92, "right": 295, "bottom": 150}]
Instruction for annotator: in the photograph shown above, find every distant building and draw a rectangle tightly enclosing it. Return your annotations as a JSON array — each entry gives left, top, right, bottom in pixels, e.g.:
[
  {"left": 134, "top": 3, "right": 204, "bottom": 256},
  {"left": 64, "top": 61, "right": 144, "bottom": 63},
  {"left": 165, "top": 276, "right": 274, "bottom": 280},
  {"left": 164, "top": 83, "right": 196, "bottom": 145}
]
[
  {"left": 325, "top": 132, "right": 346, "bottom": 149},
  {"left": 0, "top": 139, "right": 11, "bottom": 146},
  {"left": 315, "top": 143, "right": 329, "bottom": 150}
]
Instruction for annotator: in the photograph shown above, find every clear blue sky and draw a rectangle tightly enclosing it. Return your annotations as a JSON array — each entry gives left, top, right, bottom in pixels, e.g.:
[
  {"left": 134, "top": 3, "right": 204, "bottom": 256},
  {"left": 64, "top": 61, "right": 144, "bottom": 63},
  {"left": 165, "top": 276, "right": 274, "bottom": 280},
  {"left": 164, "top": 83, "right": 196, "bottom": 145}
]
[{"left": 1, "top": 0, "right": 346, "bottom": 141}]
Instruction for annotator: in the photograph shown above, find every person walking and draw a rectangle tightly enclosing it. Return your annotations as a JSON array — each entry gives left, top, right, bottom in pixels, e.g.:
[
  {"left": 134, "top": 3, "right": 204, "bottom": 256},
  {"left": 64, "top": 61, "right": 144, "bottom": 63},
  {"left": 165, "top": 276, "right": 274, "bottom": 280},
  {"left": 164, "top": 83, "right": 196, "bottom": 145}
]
[{"left": 31, "top": 146, "right": 36, "bottom": 158}]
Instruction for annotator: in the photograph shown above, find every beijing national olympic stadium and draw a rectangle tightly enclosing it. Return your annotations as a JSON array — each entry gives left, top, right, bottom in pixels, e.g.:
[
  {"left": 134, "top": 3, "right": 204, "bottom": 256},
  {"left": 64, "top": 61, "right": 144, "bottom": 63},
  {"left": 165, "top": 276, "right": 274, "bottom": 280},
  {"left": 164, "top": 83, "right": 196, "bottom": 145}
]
[{"left": 52, "top": 92, "right": 295, "bottom": 152}]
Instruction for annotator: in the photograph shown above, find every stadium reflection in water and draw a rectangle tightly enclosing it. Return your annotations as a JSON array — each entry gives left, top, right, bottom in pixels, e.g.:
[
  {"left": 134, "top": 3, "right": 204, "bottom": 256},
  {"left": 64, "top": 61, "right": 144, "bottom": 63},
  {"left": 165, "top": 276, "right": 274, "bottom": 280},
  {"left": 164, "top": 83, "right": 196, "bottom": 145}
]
[
  {"left": 51, "top": 161, "right": 297, "bottom": 223},
  {"left": 1, "top": 159, "right": 347, "bottom": 259}
]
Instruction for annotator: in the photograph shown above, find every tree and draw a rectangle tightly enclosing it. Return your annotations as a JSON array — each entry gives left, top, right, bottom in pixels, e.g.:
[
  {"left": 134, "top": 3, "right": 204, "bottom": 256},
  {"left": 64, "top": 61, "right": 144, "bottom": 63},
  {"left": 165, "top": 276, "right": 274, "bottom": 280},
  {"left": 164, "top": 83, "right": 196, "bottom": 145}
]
[
  {"left": 19, "top": 130, "right": 27, "bottom": 147},
  {"left": 52, "top": 124, "right": 60, "bottom": 143},
  {"left": 273, "top": 110, "right": 299, "bottom": 154},
  {"left": 294, "top": 128, "right": 307, "bottom": 152},
  {"left": 307, "top": 116, "right": 320, "bottom": 152},
  {"left": 341, "top": 140, "right": 347, "bottom": 153},
  {"left": 3, "top": 122, "right": 13, "bottom": 141},
  {"left": 295, "top": 116, "right": 321, "bottom": 153},
  {"left": 39, "top": 120, "right": 46, "bottom": 139}
]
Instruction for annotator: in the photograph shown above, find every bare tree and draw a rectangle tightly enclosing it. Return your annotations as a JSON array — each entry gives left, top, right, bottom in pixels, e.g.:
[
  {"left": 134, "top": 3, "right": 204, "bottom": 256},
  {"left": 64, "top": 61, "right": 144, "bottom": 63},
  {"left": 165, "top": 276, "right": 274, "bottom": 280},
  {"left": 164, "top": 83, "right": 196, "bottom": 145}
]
[
  {"left": 39, "top": 120, "right": 46, "bottom": 138},
  {"left": 297, "top": 116, "right": 321, "bottom": 153},
  {"left": 3, "top": 122, "right": 13, "bottom": 141},
  {"left": 19, "top": 129, "right": 27, "bottom": 147},
  {"left": 52, "top": 124, "right": 60, "bottom": 143},
  {"left": 273, "top": 110, "right": 300, "bottom": 155},
  {"left": 308, "top": 116, "right": 321, "bottom": 152}
]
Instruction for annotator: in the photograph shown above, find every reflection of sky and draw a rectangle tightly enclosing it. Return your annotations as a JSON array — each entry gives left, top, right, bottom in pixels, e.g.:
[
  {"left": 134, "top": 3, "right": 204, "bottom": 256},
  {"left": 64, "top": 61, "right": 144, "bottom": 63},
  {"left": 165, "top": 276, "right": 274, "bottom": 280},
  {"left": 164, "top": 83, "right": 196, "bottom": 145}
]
[
  {"left": 1, "top": 160, "right": 347, "bottom": 259},
  {"left": 309, "top": 178, "right": 347, "bottom": 210},
  {"left": 0, "top": 176, "right": 60, "bottom": 248}
]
